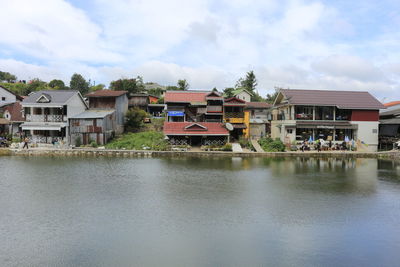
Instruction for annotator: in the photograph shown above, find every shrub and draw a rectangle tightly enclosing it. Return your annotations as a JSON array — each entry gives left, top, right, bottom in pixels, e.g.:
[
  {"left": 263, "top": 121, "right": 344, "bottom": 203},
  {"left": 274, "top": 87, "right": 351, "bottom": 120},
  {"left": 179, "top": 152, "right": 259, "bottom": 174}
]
[
  {"left": 90, "top": 141, "right": 98, "bottom": 148},
  {"left": 106, "top": 131, "right": 169, "bottom": 151},
  {"left": 75, "top": 137, "right": 82, "bottom": 147},
  {"left": 221, "top": 143, "right": 232, "bottom": 151},
  {"left": 125, "top": 108, "right": 148, "bottom": 132},
  {"left": 258, "top": 137, "right": 285, "bottom": 152}
]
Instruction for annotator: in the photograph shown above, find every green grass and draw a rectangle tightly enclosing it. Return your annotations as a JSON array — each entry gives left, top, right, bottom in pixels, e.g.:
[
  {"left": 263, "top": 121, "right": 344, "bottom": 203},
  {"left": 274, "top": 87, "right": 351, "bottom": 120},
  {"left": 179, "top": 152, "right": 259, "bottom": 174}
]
[{"left": 106, "top": 131, "right": 169, "bottom": 151}]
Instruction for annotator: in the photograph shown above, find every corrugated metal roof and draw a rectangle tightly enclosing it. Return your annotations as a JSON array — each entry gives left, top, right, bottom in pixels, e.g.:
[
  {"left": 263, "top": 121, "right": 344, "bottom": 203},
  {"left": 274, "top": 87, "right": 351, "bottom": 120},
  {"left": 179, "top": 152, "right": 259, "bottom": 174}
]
[
  {"left": 165, "top": 91, "right": 209, "bottom": 103},
  {"left": 246, "top": 102, "right": 271, "bottom": 109},
  {"left": 23, "top": 90, "right": 79, "bottom": 105},
  {"left": 380, "top": 118, "right": 400, "bottom": 124},
  {"left": 86, "top": 90, "right": 127, "bottom": 97},
  {"left": 280, "top": 89, "right": 384, "bottom": 109},
  {"left": 71, "top": 109, "right": 114, "bottom": 119}
]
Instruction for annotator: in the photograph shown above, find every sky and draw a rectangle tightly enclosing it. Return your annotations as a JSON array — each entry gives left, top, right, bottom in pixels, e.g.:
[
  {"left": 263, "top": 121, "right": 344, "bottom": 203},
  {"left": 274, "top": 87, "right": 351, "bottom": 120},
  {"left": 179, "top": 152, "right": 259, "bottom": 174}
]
[{"left": 0, "top": 0, "right": 399, "bottom": 101}]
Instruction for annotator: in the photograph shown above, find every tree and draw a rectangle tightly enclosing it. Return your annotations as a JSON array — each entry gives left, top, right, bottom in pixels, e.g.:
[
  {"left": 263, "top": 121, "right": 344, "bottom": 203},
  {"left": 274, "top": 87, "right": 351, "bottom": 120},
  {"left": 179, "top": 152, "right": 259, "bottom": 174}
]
[
  {"left": 70, "top": 73, "right": 89, "bottom": 95},
  {"left": 212, "top": 87, "right": 218, "bottom": 92},
  {"left": 110, "top": 76, "right": 144, "bottom": 94},
  {"left": 147, "top": 87, "right": 164, "bottom": 97},
  {"left": 89, "top": 84, "right": 106, "bottom": 92},
  {"left": 26, "top": 79, "right": 48, "bottom": 94},
  {"left": 48, "top": 79, "right": 65, "bottom": 90},
  {"left": 165, "top": 85, "right": 180, "bottom": 91},
  {"left": 125, "top": 108, "right": 148, "bottom": 132},
  {"left": 236, "top": 70, "right": 257, "bottom": 93},
  {"left": 266, "top": 87, "right": 281, "bottom": 104},
  {"left": 223, "top": 87, "right": 235, "bottom": 98},
  {"left": 177, "top": 79, "right": 189, "bottom": 90},
  {"left": 0, "top": 71, "right": 17, "bottom": 83}
]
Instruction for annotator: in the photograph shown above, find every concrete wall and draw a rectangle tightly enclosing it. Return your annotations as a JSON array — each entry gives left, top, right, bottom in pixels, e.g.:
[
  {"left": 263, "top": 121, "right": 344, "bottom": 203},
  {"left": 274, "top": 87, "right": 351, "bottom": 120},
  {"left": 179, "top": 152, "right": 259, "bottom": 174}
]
[{"left": 353, "top": 121, "right": 379, "bottom": 152}]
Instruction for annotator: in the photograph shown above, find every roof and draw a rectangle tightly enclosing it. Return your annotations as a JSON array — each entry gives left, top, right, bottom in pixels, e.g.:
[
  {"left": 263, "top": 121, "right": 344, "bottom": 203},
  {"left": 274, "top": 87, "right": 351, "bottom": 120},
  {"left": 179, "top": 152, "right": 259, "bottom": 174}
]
[
  {"left": 71, "top": 109, "right": 115, "bottom": 119},
  {"left": 279, "top": 89, "right": 384, "bottom": 110},
  {"left": 246, "top": 102, "right": 271, "bottom": 109},
  {"left": 380, "top": 108, "right": 400, "bottom": 117},
  {"left": 0, "top": 85, "right": 23, "bottom": 101},
  {"left": 3, "top": 102, "right": 24, "bottom": 122},
  {"left": 0, "top": 118, "right": 10, "bottom": 125},
  {"left": 380, "top": 118, "right": 400, "bottom": 124},
  {"left": 224, "top": 97, "right": 246, "bottom": 106},
  {"left": 163, "top": 122, "right": 229, "bottom": 136},
  {"left": 23, "top": 90, "right": 80, "bottom": 105},
  {"left": 86, "top": 90, "right": 127, "bottom": 97},
  {"left": 384, "top": 101, "right": 400, "bottom": 107},
  {"left": 164, "top": 90, "right": 211, "bottom": 103},
  {"left": 232, "top": 88, "right": 253, "bottom": 97}
]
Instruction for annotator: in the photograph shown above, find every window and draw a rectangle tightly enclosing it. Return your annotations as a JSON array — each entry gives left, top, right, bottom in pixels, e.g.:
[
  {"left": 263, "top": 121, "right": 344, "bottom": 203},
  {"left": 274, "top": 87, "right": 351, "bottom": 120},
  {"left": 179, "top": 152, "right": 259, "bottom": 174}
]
[
  {"left": 296, "top": 128, "right": 314, "bottom": 141},
  {"left": 315, "top": 106, "right": 333, "bottom": 120},
  {"left": 336, "top": 108, "right": 351, "bottom": 121},
  {"left": 1, "top": 97, "right": 5, "bottom": 101},
  {"left": 295, "top": 106, "right": 313, "bottom": 120},
  {"left": 372, "top": 129, "right": 377, "bottom": 134},
  {"left": 287, "top": 129, "right": 293, "bottom": 134},
  {"left": 315, "top": 128, "right": 334, "bottom": 141}
]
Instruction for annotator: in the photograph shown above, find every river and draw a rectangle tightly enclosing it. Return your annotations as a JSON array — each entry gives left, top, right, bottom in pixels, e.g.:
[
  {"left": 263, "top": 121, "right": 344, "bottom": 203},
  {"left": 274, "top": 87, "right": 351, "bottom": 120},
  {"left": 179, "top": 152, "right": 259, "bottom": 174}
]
[{"left": 1, "top": 156, "right": 400, "bottom": 266}]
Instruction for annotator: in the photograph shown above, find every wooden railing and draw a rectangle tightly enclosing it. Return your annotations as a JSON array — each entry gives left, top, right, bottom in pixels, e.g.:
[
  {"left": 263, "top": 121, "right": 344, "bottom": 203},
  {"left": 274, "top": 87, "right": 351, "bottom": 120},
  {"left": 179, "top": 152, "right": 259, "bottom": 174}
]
[{"left": 225, "top": 112, "right": 244, "bottom": 118}]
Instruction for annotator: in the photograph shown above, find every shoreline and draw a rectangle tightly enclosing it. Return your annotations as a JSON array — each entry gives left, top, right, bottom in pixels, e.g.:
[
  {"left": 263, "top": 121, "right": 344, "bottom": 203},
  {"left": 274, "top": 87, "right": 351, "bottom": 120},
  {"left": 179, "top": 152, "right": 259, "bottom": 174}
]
[{"left": 1, "top": 147, "right": 400, "bottom": 160}]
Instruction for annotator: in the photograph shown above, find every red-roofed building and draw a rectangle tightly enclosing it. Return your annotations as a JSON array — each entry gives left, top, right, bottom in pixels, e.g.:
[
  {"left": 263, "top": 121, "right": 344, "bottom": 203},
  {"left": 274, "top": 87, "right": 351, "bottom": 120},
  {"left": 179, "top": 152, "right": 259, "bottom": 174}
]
[
  {"left": 164, "top": 90, "right": 227, "bottom": 145},
  {"left": 271, "top": 89, "right": 385, "bottom": 151}
]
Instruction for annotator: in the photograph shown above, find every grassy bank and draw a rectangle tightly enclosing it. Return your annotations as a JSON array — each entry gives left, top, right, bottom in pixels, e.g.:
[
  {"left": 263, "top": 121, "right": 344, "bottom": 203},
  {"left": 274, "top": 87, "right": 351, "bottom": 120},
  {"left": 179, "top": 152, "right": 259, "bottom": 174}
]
[{"left": 106, "top": 131, "right": 169, "bottom": 151}]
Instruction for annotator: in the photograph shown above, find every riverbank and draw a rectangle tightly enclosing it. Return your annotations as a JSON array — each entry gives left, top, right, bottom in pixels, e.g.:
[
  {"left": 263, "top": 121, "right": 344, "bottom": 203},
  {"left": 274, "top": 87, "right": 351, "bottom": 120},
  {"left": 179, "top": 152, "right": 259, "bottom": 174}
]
[{"left": 3, "top": 147, "right": 400, "bottom": 160}]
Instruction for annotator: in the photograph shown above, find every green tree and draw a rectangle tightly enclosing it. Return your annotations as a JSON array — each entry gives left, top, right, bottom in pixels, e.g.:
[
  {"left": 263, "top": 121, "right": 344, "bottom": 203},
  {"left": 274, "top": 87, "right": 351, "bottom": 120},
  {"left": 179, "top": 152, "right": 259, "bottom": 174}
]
[
  {"left": 266, "top": 87, "right": 280, "bottom": 104},
  {"left": 177, "top": 79, "right": 189, "bottom": 90},
  {"left": 147, "top": 87, "right": 164, "bottom": 97},
  {"left": 69, "top": 73, "right": 89, "bottom": 95},
  {"left": 110, "top": 76, "right": 144, "bottom": 94},
  {"left": 166, "top": 85, "right": 180, "bottom": 91},
  {"left": 236, "top": 70, "right": 257, "bottom": 92},
  {"left": 48, "top": 79, "right": 65, "bottom": 90},
  {"left": 125, "top": 108, "right": 148, "bottom": 132},
  {"left": 89, "top": 84, "right": 106, "bottom": 92},
  {"left": 223, "top": 87, "right": 235, "bottom": 98},
  {"left": 0, "top": 71, "right": 17, "bottom": 83},
  {"left": 212, "top": 87, "right": 218, "bottom": 92},
  {"left": 26, "top": 79, "right": 48, "bottom": 94}
]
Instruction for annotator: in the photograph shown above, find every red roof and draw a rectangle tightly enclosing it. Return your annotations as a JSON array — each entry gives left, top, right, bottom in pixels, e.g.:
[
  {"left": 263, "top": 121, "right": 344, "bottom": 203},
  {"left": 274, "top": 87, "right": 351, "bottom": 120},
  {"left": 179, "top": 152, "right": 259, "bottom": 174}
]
[
  {"left": 3, "top": 102, "right": 24, "bottom": 122},
  {"left": 165, "top": 91, "right": 210, "bottom": 103},
  {"left": 384, "top": 101, "right": 400, "bottom": 107},
  {"left": 224, "top": 97, "right": 246, "bottom": 106},
  {"left": 280, "top": 89, "right": 384, "bottom": 109},
  {"left": 86, "top": 90, "right": 127, "bottom": 97},
  {"left": 163, "top": 122, "right": 229, "bottom": 136}
]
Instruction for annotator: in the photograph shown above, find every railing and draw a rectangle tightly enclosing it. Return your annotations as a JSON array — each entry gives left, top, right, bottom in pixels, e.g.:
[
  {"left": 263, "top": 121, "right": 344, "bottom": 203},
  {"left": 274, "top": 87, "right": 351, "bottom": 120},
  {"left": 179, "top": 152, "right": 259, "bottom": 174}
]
[
  {"left": 225, "top": 112, "right": 244, "bottom": 118},
  {"left": 26, "top": 114, "right": 65, "bottom": 122},
  {"left": 207, "top": 106, "right": 223, "bottom": 113}
]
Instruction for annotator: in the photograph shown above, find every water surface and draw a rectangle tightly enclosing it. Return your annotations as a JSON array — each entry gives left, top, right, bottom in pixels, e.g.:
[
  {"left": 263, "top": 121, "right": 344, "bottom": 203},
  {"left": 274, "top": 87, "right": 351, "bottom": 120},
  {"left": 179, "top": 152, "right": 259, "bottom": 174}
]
[{"left": 1, "top": 156, "right": 400, "bottom": 266}]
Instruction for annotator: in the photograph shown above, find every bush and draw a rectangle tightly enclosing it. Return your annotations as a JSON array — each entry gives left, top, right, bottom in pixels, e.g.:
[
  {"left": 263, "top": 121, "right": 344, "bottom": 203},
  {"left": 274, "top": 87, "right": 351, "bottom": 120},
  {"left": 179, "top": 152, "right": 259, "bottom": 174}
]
[
  {"left": 75, "top": 137, "right": 82, "bottom": 147},
  {"left": 221, "top": 143, "right": 232, "bottom": 151},
  {"left": 106, "top": 131, "right": 169, "bottom": 151},
  {"left": 90, "top": 141, "right": 98, "bottom": 148},
  {"left": 258, "top": 137, "right": 285, "bottom": 152},
  {"left": 125, "top": 108, "right": 148, "bottom": 132}
]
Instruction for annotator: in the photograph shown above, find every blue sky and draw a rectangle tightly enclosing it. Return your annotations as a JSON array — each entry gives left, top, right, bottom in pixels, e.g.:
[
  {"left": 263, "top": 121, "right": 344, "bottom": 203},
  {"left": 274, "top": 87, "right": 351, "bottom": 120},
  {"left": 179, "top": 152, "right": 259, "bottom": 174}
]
[{"left": 0, "top": 0, "right": 399, "bottom": 101}]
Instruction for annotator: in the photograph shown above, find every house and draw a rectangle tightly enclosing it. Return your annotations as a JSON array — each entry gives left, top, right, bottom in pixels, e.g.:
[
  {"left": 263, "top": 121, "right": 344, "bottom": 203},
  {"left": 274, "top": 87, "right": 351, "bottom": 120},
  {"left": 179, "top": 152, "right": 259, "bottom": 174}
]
[
  {"left": 1, "top": 102, "right": 25, "bottom": 136},
  {"left": 20, "top": 90, "right": 87, "bottom": 144},
  {"left": 379, "top": 107, "right": 400, "bottom": 150},
  {"left": 129, "top": 93, "right": 149, "bottom": 110},
  {"left": 148, "top": 95, "right": 160, "bottom": 104},
  {"left": 163, "top": 90, "right": 229, "bottom": 145},
  {"left": 383, "top": 101, "right": 400, "bottom": 112},
  {"left": 246, "top": 102, "right": 271, "bottom": 139},
  {"left": 270, "top": 89, "right": 384, "bottom": 152},
  {"left": 69, "top": 110, "right": 116, "bottom": 146},
  {"left": 223, "top": 97, "right": 250, "bottom": 140},
  {"left": 86, "top": 90, "right": 128, "bottom": 134},
  {"left": 232, "top": 88, "right": 253, "bottom": 102},
  {"left": 0, "top": 85, "right": 23, "bottom": 106}
]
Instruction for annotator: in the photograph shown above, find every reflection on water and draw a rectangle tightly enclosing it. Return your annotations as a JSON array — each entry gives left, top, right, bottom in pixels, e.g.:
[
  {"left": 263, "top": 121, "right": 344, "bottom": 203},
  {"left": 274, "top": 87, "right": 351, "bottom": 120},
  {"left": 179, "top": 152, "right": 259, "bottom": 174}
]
[{"left": 0, "top": 156, "right": 400, "bottom": 266}]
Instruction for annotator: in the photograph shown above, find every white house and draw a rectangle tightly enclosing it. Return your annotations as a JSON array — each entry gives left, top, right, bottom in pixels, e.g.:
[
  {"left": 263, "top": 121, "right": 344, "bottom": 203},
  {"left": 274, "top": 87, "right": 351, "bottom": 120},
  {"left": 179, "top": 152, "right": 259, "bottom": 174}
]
[
  {"left": 20, "top": 90, "right": 87, "bottom": 144},
  {"left": 0, "top": 85, "right": 22, "bottom": 106},
  {"left": 232, "top": 88, "right": 253, "bottom": 102}
]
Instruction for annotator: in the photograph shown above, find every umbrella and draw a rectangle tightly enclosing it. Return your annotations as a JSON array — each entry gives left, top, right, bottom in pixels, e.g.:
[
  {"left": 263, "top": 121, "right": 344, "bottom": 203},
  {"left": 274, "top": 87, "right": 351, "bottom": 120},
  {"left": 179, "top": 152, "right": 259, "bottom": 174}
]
[
  {"left": 345, "top": 136, "right": 350, "bottom": 142},
  {"left": 308, "top": 135, "right": 313, "bottom": 143}
]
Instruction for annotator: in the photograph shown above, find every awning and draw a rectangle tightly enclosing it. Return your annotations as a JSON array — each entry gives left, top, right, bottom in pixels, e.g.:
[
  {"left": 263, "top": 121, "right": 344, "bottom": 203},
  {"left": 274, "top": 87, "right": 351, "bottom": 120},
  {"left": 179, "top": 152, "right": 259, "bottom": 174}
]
[
  {"left": 232, "top": 123, "right": 247, "bottom": 129},
  {"left": 21, "top": 123, "right": 65, "bottom": 131},
  {"left": 168, "top": 111, "right": 184, "bottom": 117},
  {"left": 0, "top": 118, "right": 10, "bottom": 125}
]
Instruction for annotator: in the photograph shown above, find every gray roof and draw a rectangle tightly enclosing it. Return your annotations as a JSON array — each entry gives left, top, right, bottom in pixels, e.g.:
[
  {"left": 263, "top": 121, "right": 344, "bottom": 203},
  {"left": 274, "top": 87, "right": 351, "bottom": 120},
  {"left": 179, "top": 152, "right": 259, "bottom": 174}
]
[
  {"left": 71, "top": 109, "right": 114, "bottom": 119},
  {"left": 380, "top": 108, "right": 400, "bottom": 117},
  {"left": 280, "top": 89, "right": 384, "bottom": 110},
  {"left": 23, "top": 90, "right": 79, "bottom": 105},
  {"left": 380, "top": 118, "right": 400, "bottom": 124}
]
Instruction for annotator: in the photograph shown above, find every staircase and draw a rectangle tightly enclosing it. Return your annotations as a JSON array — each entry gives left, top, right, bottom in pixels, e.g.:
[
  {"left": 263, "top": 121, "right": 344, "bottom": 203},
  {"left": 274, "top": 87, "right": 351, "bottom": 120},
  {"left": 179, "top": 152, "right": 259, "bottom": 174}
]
[
  {"left": 251, "top": 139, "right": 264, "bottom": 152},
  {"left": 232, "top": 143, "right": 243, "bottom": 152}
]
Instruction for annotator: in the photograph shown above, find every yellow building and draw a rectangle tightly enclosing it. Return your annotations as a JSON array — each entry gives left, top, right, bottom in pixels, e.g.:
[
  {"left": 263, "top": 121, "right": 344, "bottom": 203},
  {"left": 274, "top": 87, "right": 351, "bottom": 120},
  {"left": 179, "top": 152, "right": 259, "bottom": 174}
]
[{"left": 223, "top": 97, "right": 250, "bottom": 139}]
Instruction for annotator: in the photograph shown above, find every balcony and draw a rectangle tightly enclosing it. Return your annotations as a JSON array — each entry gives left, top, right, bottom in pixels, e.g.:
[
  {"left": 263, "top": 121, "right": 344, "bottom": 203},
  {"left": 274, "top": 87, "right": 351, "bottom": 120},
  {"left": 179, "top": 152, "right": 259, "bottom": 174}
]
[
  {"left": 207, "top": 106, "right": 223, "bottom": 113},
  {"left": 26, "top": 114, "right": 65, "bottom": 122},
  {"left": 225, "top": 112, "right": 244, "bottom": 119}
]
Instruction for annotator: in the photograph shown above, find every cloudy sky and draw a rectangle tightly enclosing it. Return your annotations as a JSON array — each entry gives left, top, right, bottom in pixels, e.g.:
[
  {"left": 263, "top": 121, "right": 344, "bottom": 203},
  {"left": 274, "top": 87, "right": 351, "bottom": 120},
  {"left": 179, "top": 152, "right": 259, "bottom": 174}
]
[{"left": 0, "top": 0, "right": 399, "bottom": 101}]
